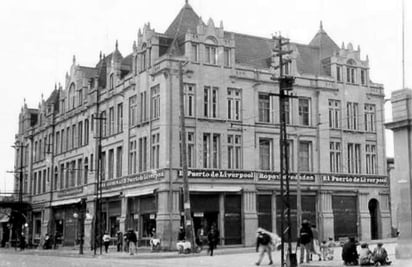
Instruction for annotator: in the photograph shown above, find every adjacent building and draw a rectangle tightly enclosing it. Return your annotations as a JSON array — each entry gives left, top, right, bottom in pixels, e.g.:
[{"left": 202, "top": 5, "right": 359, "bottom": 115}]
[{"left": 11, "top": 2, "right": 390, "bottom": 249}]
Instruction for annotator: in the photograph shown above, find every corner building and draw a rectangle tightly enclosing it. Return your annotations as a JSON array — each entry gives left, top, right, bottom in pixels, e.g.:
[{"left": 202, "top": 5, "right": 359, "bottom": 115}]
[{"left": 14, "top": 3, "right": 390, "bottom": 249}]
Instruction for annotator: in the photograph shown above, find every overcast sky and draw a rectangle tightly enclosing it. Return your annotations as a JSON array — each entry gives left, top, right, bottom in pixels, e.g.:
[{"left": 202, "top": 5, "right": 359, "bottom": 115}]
[{"left": 0, "top": 0, "right": 409, "bottom": 193}]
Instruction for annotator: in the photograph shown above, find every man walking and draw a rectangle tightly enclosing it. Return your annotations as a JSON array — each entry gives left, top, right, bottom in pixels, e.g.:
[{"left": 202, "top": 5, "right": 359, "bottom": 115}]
[
  {"left": 255, "top": 229, "right": 273, "bottom": 266},
  {"left": 297, "top": 220, "right": 313, "bottom": 264},
  {"left": 127, "top": 229, "right": 137, "bottom": 255}
]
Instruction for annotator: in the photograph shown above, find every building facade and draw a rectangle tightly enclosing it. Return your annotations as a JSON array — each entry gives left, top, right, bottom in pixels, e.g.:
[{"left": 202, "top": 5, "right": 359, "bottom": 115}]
[{"left": 12, "top": 2, "right": 390, "bottom": 249}]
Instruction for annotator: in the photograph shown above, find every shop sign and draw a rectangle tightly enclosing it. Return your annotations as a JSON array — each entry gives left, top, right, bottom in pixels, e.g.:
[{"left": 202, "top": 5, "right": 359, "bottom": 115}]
[
  {"left": 321, "top": 175, "right": 387, "bottom": 185},
  {"left": 179, "top": 169, "right": 254, "bottom": 179},
  {"left": 193, "top": 212, "right": 204, "bottom": 217},
  {"left": 57, "top": 186, "right": 83, "bottom": 197},
  {"left": 257, "top": 172, "right": 316, "bottom": 182},
  {"left": 102, "top": 171, "right": 164, "bottom": 189}
]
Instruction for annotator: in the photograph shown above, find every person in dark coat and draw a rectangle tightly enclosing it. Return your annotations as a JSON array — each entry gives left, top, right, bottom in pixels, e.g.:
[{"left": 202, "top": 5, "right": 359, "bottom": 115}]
[
  {"left": 255, "top": 229, "right": 273, "bottom": 266},
  {"left": 127, "top": 229, "right": 137, "bottom": 255},
  {"left": 207, "top": 224, "right": 219, "bottom": 256},
  {"left": 297, "top": 220, "right": 313, "bottom": 264},
  {"left": 116, "top": 231, "right": 123, "bottom": 252},
  {"left": 342, "top": 237, "right": 359, "bottom": 266}
]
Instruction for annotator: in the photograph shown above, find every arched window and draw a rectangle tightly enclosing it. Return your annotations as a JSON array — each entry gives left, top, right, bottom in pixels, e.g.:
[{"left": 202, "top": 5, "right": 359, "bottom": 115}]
[
  {"left": 69, "top": 83, "right": 76, "bottom": 109},
  {"left": 109, "top": 73, "right": 114, "bottom": 90}
]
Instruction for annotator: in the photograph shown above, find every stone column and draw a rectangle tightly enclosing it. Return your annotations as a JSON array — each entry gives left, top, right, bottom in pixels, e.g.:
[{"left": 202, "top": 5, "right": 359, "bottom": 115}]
[
  {"left": 243, "top": 190, "right": 258, "bottom": 246},
  {"left": 156, "top": 189, "right": 180, "bottom": 249},
  {"left": 318, "top": 191, "right": 334, "bottom": 241},
  {"left": 358, "top": 192, "right": 371, "bottom": 241},
  {"left": 379, "top": 193, "right": 392, "bottom": 239},
  {"left": 386, "top": 88, "right": 412, "bottom": 259},
  {"left": 41, "top": 207, "right": 51, "bottom": 236},
  {"left": 84, "top": 200, "right": 95, "bottom": 250}
]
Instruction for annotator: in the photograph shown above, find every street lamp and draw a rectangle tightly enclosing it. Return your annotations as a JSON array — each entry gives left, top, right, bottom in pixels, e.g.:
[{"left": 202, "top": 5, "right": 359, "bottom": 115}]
[{"left": 73, "top": 198, "right": 87, "bottom": 255}]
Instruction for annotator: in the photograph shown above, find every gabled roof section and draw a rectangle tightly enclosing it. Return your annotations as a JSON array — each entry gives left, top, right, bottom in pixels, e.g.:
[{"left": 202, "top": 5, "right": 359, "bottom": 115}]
[
  {"left": 165, "top": 2, "right": 201, "bottom": 39},
  {"left": 78, "top": 66, "right": 98, "bottom": 79},
  {"left": 308, "top": 22, "right": 339, "bottom": 60},
  {"left": 233, "top": 33, "right": 274, "bottom": 69},
  {"left": 294, "top": 44, "right": 326, "bottom": 76}
]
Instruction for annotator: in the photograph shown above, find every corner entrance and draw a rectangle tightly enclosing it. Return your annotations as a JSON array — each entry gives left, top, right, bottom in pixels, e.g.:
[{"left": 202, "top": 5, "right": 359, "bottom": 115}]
[{"left": 368, "top": 199, "right": 380, "bottom": 240}]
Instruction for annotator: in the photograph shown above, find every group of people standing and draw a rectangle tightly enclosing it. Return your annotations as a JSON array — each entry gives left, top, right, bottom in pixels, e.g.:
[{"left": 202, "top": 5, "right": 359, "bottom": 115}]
[
  {"left": 342, "top": 237, "right": 391, "bottom": 266},
  {"left": 176, "top": 223, "right": 220, "bottom": 256}
]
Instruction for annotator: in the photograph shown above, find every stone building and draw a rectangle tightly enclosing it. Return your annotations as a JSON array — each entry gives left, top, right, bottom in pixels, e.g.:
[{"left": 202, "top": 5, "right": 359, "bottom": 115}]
[{"left": 13, "top": 2, "right": 390, "bottom": 249}]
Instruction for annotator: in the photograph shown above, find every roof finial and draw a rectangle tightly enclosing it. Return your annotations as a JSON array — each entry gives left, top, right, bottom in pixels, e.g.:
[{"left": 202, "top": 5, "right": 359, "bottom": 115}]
[
  {"left": 72, "top": 55, "right": 76, "bottom": 64},
  {"left": 115, "top": 39, "right": 119, "bottom": 50},
  {"left": 320, "top": 20, "right": 323, "bottom": 31},
  {"left": 99, "top": 51, "right": 102, "bottom": 60},
  {"left": 185, "top": 0, "right": 188, "bottom": 5}
]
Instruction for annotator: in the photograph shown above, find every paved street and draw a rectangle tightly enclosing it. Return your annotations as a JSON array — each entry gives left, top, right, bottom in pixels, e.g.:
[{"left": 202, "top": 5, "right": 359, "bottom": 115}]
[{"left": 1, "top": 239, "right": 412, "bottom": 267}]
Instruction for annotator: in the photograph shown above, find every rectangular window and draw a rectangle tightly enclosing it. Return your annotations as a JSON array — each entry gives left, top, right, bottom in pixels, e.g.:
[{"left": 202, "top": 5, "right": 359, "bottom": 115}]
[
  {"left": 60, "top": 164, "right": 64, "bottom": 189},
  {"left": 55, "top": 132, "right": 60, "bottom": 154},
  {"left": 329, "top": 141, "right": 342, "bottom": 173},
  {"left": 139, "top": 137, "right": 147, "bottom": 172},
  {"left": 205, "top": 46, "right": 217, "bottom": 64},
  {"left": 101, "top": 111, "right": 107, "bottom": 137},
  {"left": 184, "top": 84, "right": 195, "bottom": 117},
  {"left": 364, "top": 104, "right": 376, "bottom": 132},
  {"left": 101, "top": 152, "right": 106, "bottom": 180},
  {"left": 227, "top": 88, "right": 241, "bottom": 121},
  {"left": 151, "top": 133, "right": 160, "bottom": 169},
  {"left": 328, "top": 99, "right": 341, "bottom": 129},
  {"left": 116, "top": 146, "right": 122, "bottom": 178},
  {"left": 78, "top": 121, "right": 83, "bottom": 147},
  {"left": 70, "top": 161, "right": 75, "bottom": 187},
  {"left": 66, "top": 127, "right": 70, "bottom": 151},
  {"left": 346, "top": 102, "right": 359, "bottom": 130},
  {"left": 77, "top": 158, "right": 82, "bottom": 186},
  {"left": 361, "top": 69, "right": 367, "bottom": 85},
  {"left": 298, "top": 98, "right": 310, "bottom": 126},
  {"left": 117, "top": 103, "right": 123, "bottom": 133},
  {"left": 72, "top": 125, "right": 76, "bottom": 149},
  {"left": 61, "top": 129, "right": 64, "bottom": 153},
  {"left": 224, "top": 48, "right": 231, "bottom": 67},
  {"left": 228, "top": 134, "right": 242, "bottom": 169},
  {"left": 128, "top": 140, "right": 136, "bottom": 175},
  {"left": 348, "top": 143, "right": 361, "bottom": 174},
  {"left": 298, "top": 141, "right": 311, "bottom": 172},
  {"left": 284, "top": 98, "right": 291, "bottom": 125},
  {"left": 336, "top": 65, "right": 342, "bottom": 82},
  {"left": 180, "top": 132, "right": 196, "bottom": 168},
  {"left": 129, "top": 96, "right": 137, "bottom": 126},
  {"left": 108, "top": 149, "right": 114, "bottom": 179},
  {"left": 109, "top": 107, "right": 114, "bottom": 135},
  {"left": 366, "top": 144, "right": 377, "bottom": 174},
  {"left": 151, "top": 86, "right": 160, "bottom": 120},
  {"left": 347, "top": 67, "right": 356, "bottom": 83},
  {"left": 259, "top": 138, "right": 272, "bottom": 170},
  {"left": 140, "top": 91, "right": 147, "bottom": 122},
  {"left": 191, "top": 44, "right": 198, "bottom": 62},
  {"left": 204, "top": 86, "right": 218, "bottom": 118},
  {"left": 203, "top": 133, "right": 220, "bottom": 168},
  {"left": 258, "top": 93, "right": 270, "bottom": 123},
  {"left": 84, "top": 119, "right": 89, "bottom": 145}
]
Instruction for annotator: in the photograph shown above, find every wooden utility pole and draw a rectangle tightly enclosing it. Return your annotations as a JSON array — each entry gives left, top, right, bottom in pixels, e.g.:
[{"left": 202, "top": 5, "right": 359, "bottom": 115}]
[
  {"left": 272, "top": 34, "right": 296, "bottom": 267},
  {"left": 178, "top": 61, "right": 195, "bottom": 251},
  {"left": 296, "top": 134, "right": 302, "bottom": 235}
]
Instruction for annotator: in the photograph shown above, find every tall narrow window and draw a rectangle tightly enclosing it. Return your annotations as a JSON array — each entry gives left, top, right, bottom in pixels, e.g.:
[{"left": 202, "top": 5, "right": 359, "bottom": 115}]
[
  {"left": 116, "top": 146, "right": 122, "bottom": 178},
  {"left": 109, "top": 107, "right": 114, "bottom": 135},
  {"left": 129, "top": 95, "right": 137, "bottom": 126},
  {"left": 298, "top": 98, "right": 310, "bottom": 126},
  {"left": 128, "top": 140, "right": 136, "bottom": 174},
  {"left": 108, "top": 149, "right": 114, "bottom": 179},
  {"left": 205, "top": 46, "right": 217, "bottom": 64},
  {"left": 84, "top": 157, "right": 88, "bottom": 185},
  {"left": 329, "top": 141, "right": 342, "bottom": 173},
  {"left": 184, "top": 84, "right": 195, "bottom": 117},
  {"left": 361, "top": 69, "right": 367, "bottom": 85},
  {"left": 55, "top": 132, "right": 60, "bottom": 154},
  {"left": 140, "top": 91, "right": 147, "bottom": 122},
  {"left": 203, "top": 133, "right": 221, "bottom": 168},
  {"left": 151, "top": 133, "right": 160, "bottom": 169},
  {"left": 336, "top": 65, "right": 342, "bottom": 82},
  {"left": 77, "top": 158, "right": 82, "bottom": 185},
  {"left": 78, "top": 121, "right": 83, "bottom": 147},
  {"left": 228, "top": 134, "right": 242, "bottom": 169},
  {"left": 259, "top": 138, "right": 271, "bottom": 170},
  {"left": 346, "top": 102, "right": 359, "bottom": 130},
  {"left": 84, "top": 119, "right": 89, "bottom": 145},
  {"left": 70, "top": 161, "right": 75, "bottom": 187},
  {"left": 364, "top": 104, "right": 376, "bottom": 132},
  {"left": 187, "top": 132, "right": 195, "bottom": 168},
  {"left": 227, "top": 88, "right": 241, "bottom": 121},
  {"left": 204, "top": 86, "right": 218, "bottom": 118},
  {"left": 117, "top": 103, "right": 123, "bottom": 133},
  {"left": 101, "top": 111, "right": 107, "bottom": 137},
  {"left": 328, "top": 100, "right": 341, "bottom": 129},
  {"left": 366, "top": 144, "right": 377, "bottom": 174},
  {"left": 72, "top": 125, "right": 76, "bottom": 149},
  {"left": 109, "top": 73, "right": 114, "bottom": 90},
  {"left": 101, "top": 152, "right": 106, "bottom": 180},
  {"left": 283, "top": 98, "right": 291, "bottom": 125},
  {"left": 348, "top": 143, "right": 361, "bottom": 174},
  {"left": 151, "top": 86, "right": 160, "bottom": 120},
  {"left": 224, "top": 48, "right": 231, "bottom": 67},
  {"left": 191, "top": 44, "right": 198, "bottom": 62},
  {"left": 258, "top": 93, "right": 270, "bottom": 123},
  {"left": 139, "top": 137, "right": 147, "bottom": 172},
  {"left": 78, "top": 88, "right": 83, "bottom": 106},
  {"left": 298, "top": 141, "right": 311, "bottom": 171}
]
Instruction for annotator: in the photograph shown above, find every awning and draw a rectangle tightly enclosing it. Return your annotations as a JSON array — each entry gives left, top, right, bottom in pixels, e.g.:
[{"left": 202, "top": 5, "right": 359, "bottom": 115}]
[
  {"left": 189, "top": 185, "right": 242, "bottom": 192},
  {"left": 125, "top": 188, "right": 155, "bottom": 198},
  {"left": 51, "top": 198, "right": 81, "bottom": 207}
]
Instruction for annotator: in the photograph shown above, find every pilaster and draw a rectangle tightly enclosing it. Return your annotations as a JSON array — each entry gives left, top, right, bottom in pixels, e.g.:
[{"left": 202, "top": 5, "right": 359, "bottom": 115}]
[
  {"left": 358, "top": 192, "right": 371, "bottom": 241},
  {"left": 243, "top": 190, "right": 258, "bottom": 246},
  {"left": 318, "top": 191, "right": 334, "bottom": 241}
]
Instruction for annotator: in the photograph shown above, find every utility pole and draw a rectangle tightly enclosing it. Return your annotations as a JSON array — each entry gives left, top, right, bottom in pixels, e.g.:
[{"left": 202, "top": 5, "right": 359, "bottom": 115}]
[
  {"left": 12, "top": 141, "right": 25, "bottom": 249},
  {"left": 272, "top": 34, "right": 296, "bottom": 267},
  {"left": 296, "top": 134, "right": 302, "bottom": 235},
  {"left": 178, "top": 61, "right": 195, "bottom": 251}
]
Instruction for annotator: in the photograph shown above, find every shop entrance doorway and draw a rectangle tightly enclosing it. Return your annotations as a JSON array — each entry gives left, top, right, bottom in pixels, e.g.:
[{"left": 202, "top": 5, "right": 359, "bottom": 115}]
[{"left": 368, "top": 199, "right": 380, "bottom": 240}]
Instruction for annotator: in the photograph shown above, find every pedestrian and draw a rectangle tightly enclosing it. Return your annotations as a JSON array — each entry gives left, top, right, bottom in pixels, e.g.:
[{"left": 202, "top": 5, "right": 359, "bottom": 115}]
[
  {"left": 255, "top": 229, "right": 273, "bottom": 266},
  {"left": 207, "top": 224, "right": 219, "bottom": 256},
  {"left": 297, "top": 220, "right": 313, "bottom": 264},
  {"left": 19, "top": 232, "right": 26, "bottom": 251},
  {"left": 359, "top": 243, "right": 374, "bottom": 266},
  {"left": 310, "top": 224, "right": 322, "bottom": 261},
  {"left": 102, "top": 232, "right": 111, "bottom": 253},
  {"left": 116, "top": 231, "right": 123, "bottom": 252},
  {"left": 127, "top": 229, "right": 137, "bottom": 255},
  {"left": 326, "top": 237, "right": 335, "bottom": 260},
  {"left": 372, "top": 242, "right": 391, "bottom": 266},
  {"left": 123, "top": 231, "right": 129, "bottom": 252},
  {"left": 342, "top": 237, "right": 359, "bottom": 266}
]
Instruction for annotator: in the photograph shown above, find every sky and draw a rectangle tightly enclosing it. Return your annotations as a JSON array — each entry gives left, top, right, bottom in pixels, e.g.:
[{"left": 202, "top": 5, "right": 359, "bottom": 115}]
[{"left": 0, "top": 0, "right": 409, "bottom": 193}]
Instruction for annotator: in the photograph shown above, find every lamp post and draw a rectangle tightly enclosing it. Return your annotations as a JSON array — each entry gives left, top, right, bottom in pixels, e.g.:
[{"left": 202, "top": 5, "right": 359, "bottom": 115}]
[{"left": 73, "top": 198, "right": 87, "bottom": 255}]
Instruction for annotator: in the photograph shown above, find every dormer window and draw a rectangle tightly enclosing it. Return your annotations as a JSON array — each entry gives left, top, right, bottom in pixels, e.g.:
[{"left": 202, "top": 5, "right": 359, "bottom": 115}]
[
  {"left": 205, "top": 37, "right": 218, "bottom": 65},
  {"left": 109, "top": 73, "right": 114, "bottom": 90}
]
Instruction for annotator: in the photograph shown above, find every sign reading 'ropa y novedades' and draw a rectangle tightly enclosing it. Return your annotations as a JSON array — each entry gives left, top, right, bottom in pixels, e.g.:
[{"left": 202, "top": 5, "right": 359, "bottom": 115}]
[
  {"left": 178, "top": 170, "right": 254, "bottom": 179},
  {"left": 257, "top": 172, "right": 316, "bottom": 182},
  {"left": 321, "top": 175, "right": 388, "bottom": 185}
]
